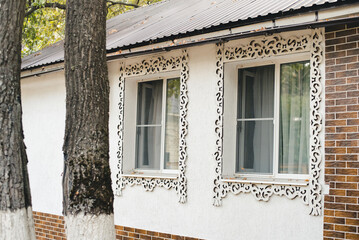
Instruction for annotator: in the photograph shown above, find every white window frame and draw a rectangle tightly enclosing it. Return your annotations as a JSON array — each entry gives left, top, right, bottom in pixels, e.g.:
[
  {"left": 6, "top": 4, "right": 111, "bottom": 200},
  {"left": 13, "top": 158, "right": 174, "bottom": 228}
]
[
  {"left": 213, "top": 29, "right": 324, "bottom": 216},
  {"left": 231, "top": 54, "right": 310, "bottom": 181},
  {"left": 134, "top": 75, "right": 181, "bottom": 175},
  {"left": 116, "top": 51, "right": 189, "bottom": 204}
]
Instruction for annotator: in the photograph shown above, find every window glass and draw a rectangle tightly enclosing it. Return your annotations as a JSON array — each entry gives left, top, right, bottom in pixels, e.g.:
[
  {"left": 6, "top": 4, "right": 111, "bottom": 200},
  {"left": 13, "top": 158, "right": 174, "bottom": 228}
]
[
  {"left": 237, "top": 66, "right": 274, "bottom": 119},
  {"left": 164, "top": 78, "right": 180, "bottom": 169},
  {"left": 136, "top": 80, "right": 163, "bottom": 125},
  {"left": 236, "top": 65, "right": 274, "bottom": 174},
  {"left": 136, "top": 80, "right": 163, "bottom": 169},
  {"left": 279, "top": 61, "right": 310, "bottom": 174},
  {"left": 236, "top": 120, "right": 273, "bottom": 173}
]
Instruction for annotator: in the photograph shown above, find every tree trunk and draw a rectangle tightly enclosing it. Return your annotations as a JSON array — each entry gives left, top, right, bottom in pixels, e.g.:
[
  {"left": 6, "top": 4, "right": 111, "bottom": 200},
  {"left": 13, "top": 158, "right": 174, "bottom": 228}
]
[
  {"left": 0, "top": 0, "right": 36, "bottom": 239},
  {"left": 63, "top": 0, "right": 115, "bottom": 239}
]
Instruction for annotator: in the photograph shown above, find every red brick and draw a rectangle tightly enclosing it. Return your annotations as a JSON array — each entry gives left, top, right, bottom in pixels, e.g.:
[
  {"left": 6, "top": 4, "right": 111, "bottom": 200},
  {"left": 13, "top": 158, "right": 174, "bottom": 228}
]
[
  {"left": 346, "top": 219, "right": 359, "bottom": 226},
  {"left": 336, "top": 42, "right": 357, "bottom": 51},
  {"left": 327, "top": 61, "right": 337, "bottom": 70},
  {"left": 324, "top": 203, "right": 346, "bottom": 210},
  {"left": 326, "top": 92, "right": 347, "bottom": 99},
  {"left": 348, "top": 90, "right": 359, "bottom": 97},
  {"left": 326, "top": 120, "right": 346, "bottom": 126},
  {"left": 135, "top": 229, "right": 147, "bottom": 234},
  {"left": 326, "top": 168, "right": 335, "bottom": 175},
  {"left": 336, "top": 112, "right": 357, "bottom": 119},
  {"left": 325, "top": 32, "right": 335, "bottom": 39},
  {"left": 325, "top": 195, "right": 334, "bottom": 202},
  {"left": 335, "top": 210, "right": 357, "bottom": 218},
  {"left": 326, "top": 51, "right": 346, "bottom": 59},
  {"left": 347, "top": 34, "right": 359, "bottom": 42},
  {"left": 336, "top": 154, "right": 358, "bottom": 161},
  {"left": 348, "top": 62, "right": 359, "bottom": 70},
  {"left": 348, "top": 133, "right": 359, "bottom": 139},
  {"left": 347, "top": 104, "right": 359, "bottom": 111},
  {"left": 326, "top": 147, "right": 346, "bottom": 154},
  {"left": 347, "top": 162, "right": 359, "bottom": 168},
  {"left": 326, "top": 72, "right": 335, "bottom": 79},
  {"left": 347, "top": 204, "right": 359, "bottom": 211},
  {"left": 326, "top": 99, "right": 335, "bottom": 106},
  {"left": 335, "top": 182, "right": 357, "bottom": 190},
  {"left": 326, "top": 46, "right": 335, "bottom": 53},
  {"left": 348, "top": 147, "right": 359, "bottom": 153},
  {"left": 325, "top": 174, "right": 346, "bottom": 182},
  {"left": 159, "top": 232, "right": 172, "bottom": 238},
  {"left": 348, "top": 76, "right": 359, "bottom": 84},
  {"left": 336, "top": 98, "right": 358, "bottom": 105},
  {"left": 326, "top": 86, "right": 335, "bottom": 93},
  {"left": 327, "top": 65, "right": 347, "bottom": 74},
  {"left": 326, "top": 141, "right": 335, "bottom": 147},
  {"left": 326, "top": 127, "right": 336, "bottom": 133},
  {"left": 335, "top": 83, "right": 358, "bottom": 91},
  {"left": 128, "top": 232, "right": 139, "bottom": 238},
  {"left": 336, "top": 140, "right": 358, "bottom": 147},
  {"left": 346, "top": 233, "right": 359, "bottom": 240},
  {"left": 348, "top": 48, "right": 359, "bottom": 56},
  {"left": 124, "top": 227, "right": 135, "bottom": 232},
  {"left": 326, "top": 133, "right": 346, "bottom": 140},
  {"left": 334, "top": 225, "right": 356, "bottom": 233},
  {"left": 323, "top": 230, "right": 345, "bottom": 238},
  {"left": 335, "top": 196, "right": 357, "bottom": 204},
  {"left": 347, "top": 190, "right": 359, "bottom": 196},
  {"left": 139, "top": 234, "right": 152, "bottom": 240},
  {"left": 336, "top": 168, "right": 358, "bottom": 176},
  {"left": 325, "top": 209, "right": 335, "bottom": 216},
  {"left": 336, "top": 28, "right": 357, "bottom": 37},
  {"left": 336, "top": 126, "right": 357, "bottom": 132},
  {"left": 327, "top": 37, "right": 346, "bottom": 46}
]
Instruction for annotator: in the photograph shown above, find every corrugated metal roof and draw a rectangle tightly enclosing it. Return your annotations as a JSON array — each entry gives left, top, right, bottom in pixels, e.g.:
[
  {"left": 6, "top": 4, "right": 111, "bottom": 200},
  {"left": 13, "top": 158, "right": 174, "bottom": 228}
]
[{"left": 22, "top": 0, "right": 344, "bottom": 70}]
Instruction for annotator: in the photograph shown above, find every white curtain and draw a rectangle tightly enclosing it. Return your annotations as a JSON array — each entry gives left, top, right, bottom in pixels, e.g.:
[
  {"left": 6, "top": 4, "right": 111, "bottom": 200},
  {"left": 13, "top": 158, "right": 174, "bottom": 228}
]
[
  {"left": 279, "top": 62, "right": 310, "bottom": 174},
  {"left": 251, "top": 66, "right": 274, "bottom": 173}
]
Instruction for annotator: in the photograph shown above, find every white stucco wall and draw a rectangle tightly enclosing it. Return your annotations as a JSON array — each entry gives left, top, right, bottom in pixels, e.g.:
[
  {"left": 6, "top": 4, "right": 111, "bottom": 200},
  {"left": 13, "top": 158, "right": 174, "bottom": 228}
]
[
  {"left": 22, "top": 38, "right": 324, "bottom": 239},
  {"left": 22, "top": 71, "right": 65, "bottom": 215}
]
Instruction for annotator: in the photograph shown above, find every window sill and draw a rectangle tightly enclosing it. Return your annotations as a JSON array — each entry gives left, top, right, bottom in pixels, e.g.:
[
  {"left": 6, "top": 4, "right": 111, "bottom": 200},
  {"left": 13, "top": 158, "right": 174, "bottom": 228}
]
[
  {"left": 121, "top": 172, "right": 178, "bottom": 179},
  {"left": 222, "top": 176, "right": 309, "bottom": 186}
]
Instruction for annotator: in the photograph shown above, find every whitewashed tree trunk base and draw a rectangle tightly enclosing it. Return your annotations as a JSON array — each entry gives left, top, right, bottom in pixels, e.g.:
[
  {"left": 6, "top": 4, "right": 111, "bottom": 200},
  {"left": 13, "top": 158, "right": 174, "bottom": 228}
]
[
  {"left": 0, "top": 207, "right": 36, "bottom": 240},
  {"left": 65, "top": 213, "right": 115, "bottom": 240}
]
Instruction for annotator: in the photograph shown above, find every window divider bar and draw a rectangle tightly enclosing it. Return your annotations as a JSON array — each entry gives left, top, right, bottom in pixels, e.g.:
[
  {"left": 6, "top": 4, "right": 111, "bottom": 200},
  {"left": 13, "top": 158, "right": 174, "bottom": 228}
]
[
  {"left": 136, "top": 124, "right": 162, "bottom": 127},
  {"left": 273, "top": 63, "right": 281, "bottom": 177},
  {"left": 160, "top": 78, "right": 167, "bottom": 171},
  {"left": 236, "top": 118, "right": 274, "bottom": 121}
]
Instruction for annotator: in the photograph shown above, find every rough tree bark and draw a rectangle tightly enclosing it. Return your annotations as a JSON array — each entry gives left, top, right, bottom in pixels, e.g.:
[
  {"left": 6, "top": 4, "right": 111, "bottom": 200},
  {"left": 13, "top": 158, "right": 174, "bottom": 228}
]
[
  {"left": 0, "top": 0, "right": 36, "bottom": 239},
  {"left": 63, "top": 0, "right": 115, "bottom": 239}
]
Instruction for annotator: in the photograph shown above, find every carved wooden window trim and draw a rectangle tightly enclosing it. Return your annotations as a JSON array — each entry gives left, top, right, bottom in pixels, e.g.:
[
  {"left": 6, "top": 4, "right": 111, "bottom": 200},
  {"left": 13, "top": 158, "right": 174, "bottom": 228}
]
[
  {"left": 115, "top": 50, "right": 189, "bottom": 203},
  {"left": 213, "top": 29, "right": 324, "bottom": 215}
]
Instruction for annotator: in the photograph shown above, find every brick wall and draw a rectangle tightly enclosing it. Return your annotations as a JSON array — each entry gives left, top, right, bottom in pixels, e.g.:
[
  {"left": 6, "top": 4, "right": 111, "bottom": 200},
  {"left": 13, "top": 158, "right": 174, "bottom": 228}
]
[
  {"left": 324, "top": 23, "right": 359, "bottom": 240},
  {"left": 33, "top": 211, "right": 201, "bottom": 240}
]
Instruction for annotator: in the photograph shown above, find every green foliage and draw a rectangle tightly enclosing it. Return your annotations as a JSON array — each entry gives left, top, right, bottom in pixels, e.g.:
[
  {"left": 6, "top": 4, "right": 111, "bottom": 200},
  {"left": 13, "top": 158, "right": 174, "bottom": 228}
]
[
  {"left": 23, "top": 0, "right": 66, "bottom": 56},
  {"left": 22, "top": 0, "right": 162, "bottom": 56}
]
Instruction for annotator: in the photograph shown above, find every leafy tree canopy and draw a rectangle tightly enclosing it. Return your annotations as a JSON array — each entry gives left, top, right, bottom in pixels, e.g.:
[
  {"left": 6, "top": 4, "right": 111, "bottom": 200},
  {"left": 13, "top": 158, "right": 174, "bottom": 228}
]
[{"left": 23, "top": 0, "right": 162, "bottom": 56}]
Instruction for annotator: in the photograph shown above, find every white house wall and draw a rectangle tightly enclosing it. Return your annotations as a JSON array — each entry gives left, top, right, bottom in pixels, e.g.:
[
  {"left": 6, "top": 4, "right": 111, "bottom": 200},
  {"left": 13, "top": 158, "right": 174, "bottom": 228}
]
[
  {"left": 22, "top": 42, "right": 324, "bottom": 239},
  {"left": 22, "top": 71, "right": 66, "bottom": 215}
]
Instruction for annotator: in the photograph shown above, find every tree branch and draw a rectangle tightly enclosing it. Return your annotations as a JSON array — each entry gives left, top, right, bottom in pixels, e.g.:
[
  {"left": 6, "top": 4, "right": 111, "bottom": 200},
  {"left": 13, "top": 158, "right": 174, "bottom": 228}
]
[
  {"left": 106, "top": 1, "right": 139, "bottom": 8},
  {"left": 25, "top": 2, "right": 66, "bottom": 17},
  {"left": 25, "top": 1, "right": 139, "bottom": 18}
]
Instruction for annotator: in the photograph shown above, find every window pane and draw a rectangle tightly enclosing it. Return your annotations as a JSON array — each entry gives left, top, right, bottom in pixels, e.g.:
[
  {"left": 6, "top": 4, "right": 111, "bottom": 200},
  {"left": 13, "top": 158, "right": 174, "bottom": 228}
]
[
  {"left": 236, "top": 120, "right": 273, "bottom": 174},
  {"left": 164, "top": 78, "right": 180, "bottom": 170},
  {"left": 238, "top": 65, "right": 274, "bottom": 119},
  {"left": 137, "top": 80, "right": 163, "bottom": 125},
  {"left": 279, "top": 61, "right": 310, "bottom": 174},
  {"left": 136, "top": 126, "right": 161, "bottom": 169}
]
